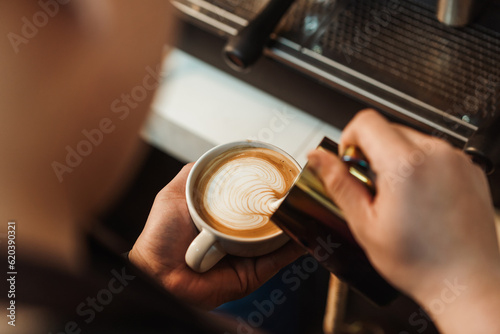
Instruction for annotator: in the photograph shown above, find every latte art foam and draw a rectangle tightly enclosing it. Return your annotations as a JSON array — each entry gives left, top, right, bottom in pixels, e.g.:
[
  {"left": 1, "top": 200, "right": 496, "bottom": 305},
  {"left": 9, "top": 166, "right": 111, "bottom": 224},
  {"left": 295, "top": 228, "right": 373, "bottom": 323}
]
[
  {"left": 194, "top": 146, "right": 299, "bottom": 238},
  {"left": 206, "top": 157, "right": 286, "bottom": 229}
]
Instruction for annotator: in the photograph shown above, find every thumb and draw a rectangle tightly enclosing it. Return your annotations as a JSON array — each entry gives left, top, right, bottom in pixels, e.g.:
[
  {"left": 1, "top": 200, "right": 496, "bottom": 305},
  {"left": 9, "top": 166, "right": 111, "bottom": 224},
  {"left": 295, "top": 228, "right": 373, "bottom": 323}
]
[
  {"left": 307, "top": 149, "right": 372, "bottom": 224},
  {"left": 156, "top": 163, "right": 194, "bottom": 201}
]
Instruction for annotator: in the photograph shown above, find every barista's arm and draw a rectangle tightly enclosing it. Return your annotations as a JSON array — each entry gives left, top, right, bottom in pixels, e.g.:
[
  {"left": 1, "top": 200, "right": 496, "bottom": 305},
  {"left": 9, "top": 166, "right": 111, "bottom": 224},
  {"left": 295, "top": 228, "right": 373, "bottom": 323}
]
[{"left": 308, "top": 109, "right": 500, "bottom": 334}]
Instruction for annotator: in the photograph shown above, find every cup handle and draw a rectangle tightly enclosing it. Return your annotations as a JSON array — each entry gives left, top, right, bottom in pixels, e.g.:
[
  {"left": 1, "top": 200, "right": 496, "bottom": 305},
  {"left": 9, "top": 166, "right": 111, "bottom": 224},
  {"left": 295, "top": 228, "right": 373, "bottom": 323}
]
[{"left": 185, "top": 229, "right": 226, "bottom": 273}]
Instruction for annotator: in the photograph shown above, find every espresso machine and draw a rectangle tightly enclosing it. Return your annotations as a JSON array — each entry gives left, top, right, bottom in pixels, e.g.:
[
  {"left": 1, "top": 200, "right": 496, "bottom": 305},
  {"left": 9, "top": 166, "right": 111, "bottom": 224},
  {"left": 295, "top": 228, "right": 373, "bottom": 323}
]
[
  {"left": 172, "top": 0, "right": 500, "bottom": 200},
  {"left": 169, "top": 0, "right": 500, "bottom": 332}
]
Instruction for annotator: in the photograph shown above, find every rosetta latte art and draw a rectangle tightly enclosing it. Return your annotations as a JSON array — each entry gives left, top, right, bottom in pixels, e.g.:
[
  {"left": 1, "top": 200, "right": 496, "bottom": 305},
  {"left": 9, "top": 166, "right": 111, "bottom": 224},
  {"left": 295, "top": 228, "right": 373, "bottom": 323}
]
[
  {"left": 205, "top": 157, "right": 286, "bottom": 230},
  {"left": 194, "top": 146, "right": 299, "bottom": 238}
]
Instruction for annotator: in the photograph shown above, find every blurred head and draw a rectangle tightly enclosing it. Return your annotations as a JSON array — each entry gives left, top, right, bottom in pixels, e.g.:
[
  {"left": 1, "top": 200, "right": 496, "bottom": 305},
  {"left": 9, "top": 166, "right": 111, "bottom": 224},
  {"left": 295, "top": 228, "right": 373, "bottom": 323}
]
[{"left": 0, "top": 0, "right": 175, "bottom": 223}]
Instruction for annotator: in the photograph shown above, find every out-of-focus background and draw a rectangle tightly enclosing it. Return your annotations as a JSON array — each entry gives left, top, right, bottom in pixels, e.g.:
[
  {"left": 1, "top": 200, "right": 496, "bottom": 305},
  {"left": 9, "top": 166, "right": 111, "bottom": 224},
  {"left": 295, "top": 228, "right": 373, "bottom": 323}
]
[{"left": 102, "top": 1, "right": 500, "bottom": 333}]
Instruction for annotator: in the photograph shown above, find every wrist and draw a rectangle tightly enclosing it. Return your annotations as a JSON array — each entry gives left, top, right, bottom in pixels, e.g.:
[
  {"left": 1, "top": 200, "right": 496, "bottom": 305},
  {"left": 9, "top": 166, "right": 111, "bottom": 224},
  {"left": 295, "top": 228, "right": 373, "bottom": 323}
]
[
  {"left": 128, "top": 243, "right": 161, "bottom": 278},
  {"left": 121, "top": 250, "right": 131, "bottom": 261},
  {"left": 127, "top": 246, "right": 145, "bottom": 271},
  {"left": 416, "top": 266, "right": 500, "bottom": 334},
  {"left": 127, "top": 246, "right": 142, "bottom": 268}
]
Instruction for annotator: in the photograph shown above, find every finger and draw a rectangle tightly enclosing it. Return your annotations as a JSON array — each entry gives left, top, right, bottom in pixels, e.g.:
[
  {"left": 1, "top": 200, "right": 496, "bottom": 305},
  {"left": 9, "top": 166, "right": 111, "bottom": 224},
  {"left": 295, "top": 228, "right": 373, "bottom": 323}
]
[
  {"left": 255, "top": 240, "right": 304, "bottom": 281},
  {"left": 157, "top": 163, "right": 194, "bottom": 200},
  {"left": 340, "top": 109, "right": 413, "bottom": 173},
  {"left": 307, "top": 149, "right": 373, "bottom": 224},
  {"left": 169, "top": 162, "right": 194, "bottom": 191}
]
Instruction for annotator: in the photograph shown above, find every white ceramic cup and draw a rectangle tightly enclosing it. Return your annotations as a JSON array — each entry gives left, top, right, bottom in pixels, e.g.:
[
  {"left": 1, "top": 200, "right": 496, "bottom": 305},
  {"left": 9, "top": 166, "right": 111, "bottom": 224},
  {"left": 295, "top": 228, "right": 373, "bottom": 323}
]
[{"left": 185, "top": 140, "right": 301, "bottom": 273}]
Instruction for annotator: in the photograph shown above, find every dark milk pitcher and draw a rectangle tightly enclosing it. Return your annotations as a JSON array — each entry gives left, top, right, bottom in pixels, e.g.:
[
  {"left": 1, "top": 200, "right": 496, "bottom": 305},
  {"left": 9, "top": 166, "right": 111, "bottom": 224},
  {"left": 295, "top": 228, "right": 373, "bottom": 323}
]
[{"left": 271, "top": 137, "right": 399, "bottom": 305}]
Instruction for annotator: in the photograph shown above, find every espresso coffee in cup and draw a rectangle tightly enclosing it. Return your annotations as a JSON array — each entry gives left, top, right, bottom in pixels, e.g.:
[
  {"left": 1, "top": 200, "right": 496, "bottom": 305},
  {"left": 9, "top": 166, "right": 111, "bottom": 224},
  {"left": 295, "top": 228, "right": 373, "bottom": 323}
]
[
  {"left": 185, "top": 141, "right": 300, "bottom": 272},
  {"left": 193, "top": 146, "right": 299, "bottom": 239}
]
